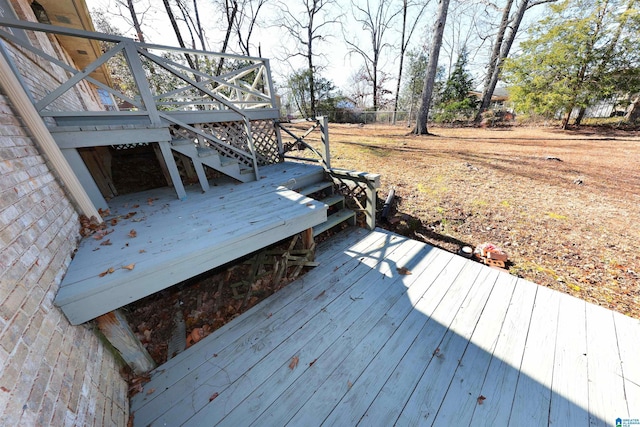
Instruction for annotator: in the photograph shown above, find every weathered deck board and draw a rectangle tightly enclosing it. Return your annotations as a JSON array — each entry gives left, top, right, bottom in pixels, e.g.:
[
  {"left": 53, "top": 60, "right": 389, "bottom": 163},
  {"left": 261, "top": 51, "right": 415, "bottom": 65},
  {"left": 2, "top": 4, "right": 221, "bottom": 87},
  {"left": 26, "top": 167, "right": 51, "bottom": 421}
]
[
  {"left": 130, "top": 228, "right": 640, "bottom": 426},
  {"left": 55, "top": 163, "right": 328, "bottom": 324}
]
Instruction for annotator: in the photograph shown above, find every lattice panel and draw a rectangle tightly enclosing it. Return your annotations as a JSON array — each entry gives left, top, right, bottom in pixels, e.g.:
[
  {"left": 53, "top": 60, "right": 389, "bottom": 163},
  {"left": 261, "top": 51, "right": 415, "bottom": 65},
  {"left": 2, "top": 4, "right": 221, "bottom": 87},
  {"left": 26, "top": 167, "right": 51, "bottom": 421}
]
[
  {"left": 251, "top": 120, "right": 280, "bottom": 165},
  {"left": 169, "top": 124, "right": 253, "bottom": 167}
]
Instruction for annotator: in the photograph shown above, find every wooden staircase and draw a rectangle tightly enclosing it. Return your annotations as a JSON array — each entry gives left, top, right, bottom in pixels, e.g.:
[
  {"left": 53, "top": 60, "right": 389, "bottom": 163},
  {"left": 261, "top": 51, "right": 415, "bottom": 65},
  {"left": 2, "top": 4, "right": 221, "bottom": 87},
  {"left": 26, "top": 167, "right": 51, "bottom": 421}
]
[
  {"left": 170, "top": 137, "right": 255, "bottom": 184},
  {"left": 296, "top": 175, "right": 357, "bottom": 237}
]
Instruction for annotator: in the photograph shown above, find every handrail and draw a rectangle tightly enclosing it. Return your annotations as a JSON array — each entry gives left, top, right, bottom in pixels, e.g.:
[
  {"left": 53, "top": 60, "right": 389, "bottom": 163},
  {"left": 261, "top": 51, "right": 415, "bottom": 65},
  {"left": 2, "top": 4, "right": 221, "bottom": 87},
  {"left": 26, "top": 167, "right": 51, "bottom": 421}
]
[
  {"left": 277, "top": 117, "right": 331, "bottom": 168},
  {"left": 0, "top": 17, "right": 284, "bottom": 180}
]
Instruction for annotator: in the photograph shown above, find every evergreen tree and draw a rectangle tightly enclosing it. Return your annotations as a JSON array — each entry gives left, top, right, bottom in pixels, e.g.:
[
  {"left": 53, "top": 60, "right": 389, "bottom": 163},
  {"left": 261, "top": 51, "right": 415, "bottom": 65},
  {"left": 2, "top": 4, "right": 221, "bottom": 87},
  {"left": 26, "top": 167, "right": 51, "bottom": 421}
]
[
  {"left": 286, "top": 69, "right": 336, "bottom": 118},
  {"left": 503, "top": 0, "right": 640, "bottom": 128},
  {"left": 435, "top": 48, "right": 477, "bottom": 122}
]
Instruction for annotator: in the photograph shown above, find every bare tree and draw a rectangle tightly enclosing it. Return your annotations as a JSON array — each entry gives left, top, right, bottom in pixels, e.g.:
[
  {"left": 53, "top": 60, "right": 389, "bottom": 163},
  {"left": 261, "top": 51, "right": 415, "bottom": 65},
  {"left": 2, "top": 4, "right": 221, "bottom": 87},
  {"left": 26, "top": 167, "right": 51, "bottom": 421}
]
[
  {"left": 440, "top": 0, "right": 485, "bottom": 79},
  {"left": 162, "top": 0, "right": 198, "bottom": 70},
  {"left": 346, "top": 0, "right": 402, "bottom": 111},
  {"left": 278, "top": 0, "right": 341, "bottom": 117},
  {"left": 416, "top": 0, "right": 451, "bottom": 135},
  {"left": 476, "top": 0, "right": 558, "bottom": 120},
  {"left": 392, "top": 0, "right": 430, "bottom": 124},
  {"left": 173, "top": 0, "right": 208, "bottom": 51},
  {"left": 233, "top": 0, "right": 269, "bottom": 56}
]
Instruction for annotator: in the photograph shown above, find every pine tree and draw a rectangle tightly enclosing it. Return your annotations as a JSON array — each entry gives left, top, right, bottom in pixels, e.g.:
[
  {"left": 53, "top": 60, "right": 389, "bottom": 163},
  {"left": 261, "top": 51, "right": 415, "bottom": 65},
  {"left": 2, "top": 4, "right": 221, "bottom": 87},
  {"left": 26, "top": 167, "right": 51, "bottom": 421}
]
[{"left": 435, "top": 48, "right": 477, "bottom": 122}]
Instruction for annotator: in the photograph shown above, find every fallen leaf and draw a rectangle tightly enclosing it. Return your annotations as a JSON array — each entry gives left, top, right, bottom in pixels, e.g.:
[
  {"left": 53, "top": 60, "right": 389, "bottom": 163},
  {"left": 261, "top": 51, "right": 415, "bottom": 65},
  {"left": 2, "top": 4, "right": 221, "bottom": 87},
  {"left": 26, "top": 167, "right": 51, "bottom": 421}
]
[
  {"left": 110, "top": 218, "right": 119, "bottom": 226},
  {"left": 146, "top": 388, "right": 155, "bottom": 395},
  {"left": 124, "top": 212, "right": 137, "bottom": 219},
  {"left": 209, "top": 392, "right": 219, "bottom": 402},
  {"left": 289, "top": 356, "right": 299, "bottom": 370},
  {"left": 100, "top": 239, "right": 112, "bottom": 246},
  {"left": 139, "top": 249, "right": 146, "bottom": 254},
  {"left": 132, "top": 204, "right": 140, "bottom": 208},
  {"left": 0, "top": 386, "right": 9, "bottom": 392},
  {"left": 122, "top": 263, "right": 136, "bottom": 271},
  {"left": 314, "top": 290, "right": 326, "bottom": 300},
  {"left": 397, "top": 267, "right": 412, "bottom": 275},
  {"left": 98, "top": 267, "right": 115, "bottom": 277},
  {"left": 128, "top": 229, "right": 137, "bottom": 238},
  {"left": 309, "top": 358, "right": 317, "bottom": 367},
  {"left": 147, "top": 198, "right": 154, "bottom": 206},
  {"left": 213, "top": 353, "right": 218, "bottom": 358},
  {"left": 477, "top": 395, "right": 486, "bottom": 405},
  {"left": 347, "top": 381, "right": 353, "bottom": 389}
]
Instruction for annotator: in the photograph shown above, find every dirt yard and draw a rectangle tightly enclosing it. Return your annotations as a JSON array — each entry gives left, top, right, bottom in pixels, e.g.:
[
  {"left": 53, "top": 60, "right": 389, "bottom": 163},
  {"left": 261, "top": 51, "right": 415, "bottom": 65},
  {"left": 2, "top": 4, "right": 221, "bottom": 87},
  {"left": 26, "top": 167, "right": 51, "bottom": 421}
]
[{"left": 326, "top": 124, "right": 640, "bottom": 319}]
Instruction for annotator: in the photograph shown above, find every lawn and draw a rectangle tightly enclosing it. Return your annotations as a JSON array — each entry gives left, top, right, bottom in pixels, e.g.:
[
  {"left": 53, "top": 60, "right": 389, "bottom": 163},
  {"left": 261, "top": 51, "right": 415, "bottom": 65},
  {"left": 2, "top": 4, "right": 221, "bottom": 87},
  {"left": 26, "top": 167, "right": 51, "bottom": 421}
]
[{"left": 325, "top": 124, "right": 640, "bottom": 319}]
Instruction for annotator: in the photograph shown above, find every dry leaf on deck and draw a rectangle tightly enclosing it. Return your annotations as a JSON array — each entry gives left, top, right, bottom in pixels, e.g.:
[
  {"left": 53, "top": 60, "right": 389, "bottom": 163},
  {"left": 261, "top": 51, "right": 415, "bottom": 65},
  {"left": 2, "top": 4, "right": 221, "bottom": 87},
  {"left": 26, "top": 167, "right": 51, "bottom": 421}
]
[
  {"left": 100, "top": 239, "right": 112, "bottom": 246},
  {"left": 139, "top": 249, "right": 146, "bottom": 254},
  {"left": 347, "top": 381, "right": 353, "bottom": 389},
  {"left": 147, "top": 198, "right": 154, "bottom": 206},
  {"left": 110, "top": 218, "right": 119, "bottom": 226},
  {"left": 98, "top": 267, "right": 115, "bottom": 277},
  {"left": 146, "top": 388, "right": 155, "bottom": 395},
  {"left": 122, "top": 264, "right": 135, "bottom": 271},
  {"left": 209, "top": 392, "right": 219, "bottom": 402},
  {"left": 397, "top": 267, "right": 412, "bottom": 275},
  {"left": 289, "top": 356, "right": 299, "bottom": 370},
  {"left": 314, "top": 290, "right": 326, "bottom": 300},
  {"left": 477, "top": 395, "right": 486, "bottom": 405},
  {"left": 128, "top": 229, "right": 137, "bottom": 238},
  {"left": 124, "top": 212, "right": 137, "bottom": 219}
]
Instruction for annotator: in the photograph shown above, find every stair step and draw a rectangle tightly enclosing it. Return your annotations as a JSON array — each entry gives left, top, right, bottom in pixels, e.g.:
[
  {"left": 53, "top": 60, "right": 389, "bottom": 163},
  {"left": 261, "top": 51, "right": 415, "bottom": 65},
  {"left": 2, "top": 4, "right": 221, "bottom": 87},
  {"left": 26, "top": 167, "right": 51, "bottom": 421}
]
[
  {"left": 321, "top": 194, "right": 344, "bottom": 208},
  {"left": 313, "top": 209, "right": 356, "bottom": 237},
  {"left": 172, "top": 138, "right": 194, "bottom": 146},
  {"left": 298, "top": 181, "right": 333, "bottom": 196},
  {"left": 196, "top": 146, "right": 216, "bottom": 157}
]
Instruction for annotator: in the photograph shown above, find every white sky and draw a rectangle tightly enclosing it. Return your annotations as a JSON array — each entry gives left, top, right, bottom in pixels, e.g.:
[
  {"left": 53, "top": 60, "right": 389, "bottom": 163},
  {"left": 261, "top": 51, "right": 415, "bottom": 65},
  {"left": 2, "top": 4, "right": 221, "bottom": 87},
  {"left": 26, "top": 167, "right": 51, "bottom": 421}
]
[{"left": 83, "top": 0, "right": 546, "bottom": 97}]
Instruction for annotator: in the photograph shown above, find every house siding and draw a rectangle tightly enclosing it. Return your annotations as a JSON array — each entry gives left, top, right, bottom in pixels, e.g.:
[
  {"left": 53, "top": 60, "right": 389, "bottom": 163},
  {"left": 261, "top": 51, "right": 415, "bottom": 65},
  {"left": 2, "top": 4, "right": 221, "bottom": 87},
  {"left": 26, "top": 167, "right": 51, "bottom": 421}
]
[{"left": 0, "top": 1, "right": 129, "bottom": 425}]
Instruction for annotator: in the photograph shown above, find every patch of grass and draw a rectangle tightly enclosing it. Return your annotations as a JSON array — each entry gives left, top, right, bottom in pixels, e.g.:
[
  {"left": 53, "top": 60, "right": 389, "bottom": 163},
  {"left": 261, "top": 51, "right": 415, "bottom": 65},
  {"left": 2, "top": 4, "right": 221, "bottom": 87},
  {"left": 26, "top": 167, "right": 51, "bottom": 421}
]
[{"left": 546, "top": 212, "right": 568, "bottom": 220}]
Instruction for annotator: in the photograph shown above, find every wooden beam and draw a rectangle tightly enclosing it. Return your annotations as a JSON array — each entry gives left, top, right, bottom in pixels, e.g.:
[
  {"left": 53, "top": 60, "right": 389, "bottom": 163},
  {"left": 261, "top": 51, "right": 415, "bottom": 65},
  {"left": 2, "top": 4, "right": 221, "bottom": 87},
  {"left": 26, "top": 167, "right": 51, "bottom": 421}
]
[{"left": 96, "top": 310, "right": 155, "bottom": 374}]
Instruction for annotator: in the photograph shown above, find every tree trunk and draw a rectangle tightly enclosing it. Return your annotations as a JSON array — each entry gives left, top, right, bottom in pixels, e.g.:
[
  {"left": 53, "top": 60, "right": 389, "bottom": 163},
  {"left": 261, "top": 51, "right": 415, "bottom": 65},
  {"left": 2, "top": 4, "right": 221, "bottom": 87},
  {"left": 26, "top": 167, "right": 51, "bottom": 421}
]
[
  {"left": 561, "top": 107, "right": 572, "bottom": 130},
  {"left": 393, "top": 0, "right": 408, "bottom": 124},
  {"left": 415, "top": 0, "right": 450, "bottom": 135},
  {"left": 308, "top": 22, "right": 316, "bottom": 117},
  {"left": 476, "top": 0, "right": 514, "bottom": 121},
  {"left": 574, "top": 106, "right": 587, "bottom": 126},
  {"left": 216, "top": 0, "right": 238, "bottom": 75},
  {"left": 476, "top": 0, "right": 559, "bottom": 122},
  {"left": 625, "top": 98, "right": 640, "bottom": 121},
  {"left": 162, "top": 0, "right": 197, "bottom": 70},
  {"left": 127, "top": 0, "right": 146, "bottom": 43}
]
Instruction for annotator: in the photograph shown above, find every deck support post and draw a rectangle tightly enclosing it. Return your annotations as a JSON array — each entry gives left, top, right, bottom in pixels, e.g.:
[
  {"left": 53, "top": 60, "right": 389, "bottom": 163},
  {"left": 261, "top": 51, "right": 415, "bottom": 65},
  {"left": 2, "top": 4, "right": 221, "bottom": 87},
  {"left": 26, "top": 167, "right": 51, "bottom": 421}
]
[
  {"left": 96, "top": 310, "right": 155, "bottom": 374},
  {"left": 157, "top": 141, "right": 187, "bottom": 200},
  {"left": 302, "top": 228, "right": 314, "bottom": 260}
]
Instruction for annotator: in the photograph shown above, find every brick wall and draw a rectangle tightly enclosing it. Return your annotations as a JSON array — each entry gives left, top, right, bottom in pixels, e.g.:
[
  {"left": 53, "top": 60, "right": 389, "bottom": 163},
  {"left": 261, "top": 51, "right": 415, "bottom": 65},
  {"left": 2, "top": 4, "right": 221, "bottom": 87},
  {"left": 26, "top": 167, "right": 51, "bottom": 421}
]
[
  {"left": 0, "top": 0, "right": 130, "bottom": 420},
  {"left": 0, "top": 91, "right": 129, "bottom": 425}
]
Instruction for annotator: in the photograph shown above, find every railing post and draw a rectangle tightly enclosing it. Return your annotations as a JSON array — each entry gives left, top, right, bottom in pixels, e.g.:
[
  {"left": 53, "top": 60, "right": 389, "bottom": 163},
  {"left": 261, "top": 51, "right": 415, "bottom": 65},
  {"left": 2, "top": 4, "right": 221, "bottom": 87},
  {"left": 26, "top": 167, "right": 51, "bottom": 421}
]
[
  {"left": 364, "top": 182, "right": 377, "bottom": 230},
  {"left": 243, "top": 118, "right": 260, "bottom": 180},
  {"left": 319, "top": 116, "right": 331, "bottom": 169},
  {"left": 274, "top": 121, "right": 285, "bottom": 161},
  {"left": 123, "top": 43, "right": 161, "bottom": 125}
]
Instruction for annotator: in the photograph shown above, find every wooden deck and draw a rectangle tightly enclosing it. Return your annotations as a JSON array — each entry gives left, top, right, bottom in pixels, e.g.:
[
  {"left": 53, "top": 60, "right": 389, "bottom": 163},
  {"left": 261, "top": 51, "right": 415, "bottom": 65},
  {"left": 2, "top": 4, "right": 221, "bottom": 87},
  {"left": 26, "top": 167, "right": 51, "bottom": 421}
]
[
  {"left": 55, "top": 162, "right": 329, "bottom": 325},
  {"left": 130, "top": 227, "right": 640, "bottom": 426}
]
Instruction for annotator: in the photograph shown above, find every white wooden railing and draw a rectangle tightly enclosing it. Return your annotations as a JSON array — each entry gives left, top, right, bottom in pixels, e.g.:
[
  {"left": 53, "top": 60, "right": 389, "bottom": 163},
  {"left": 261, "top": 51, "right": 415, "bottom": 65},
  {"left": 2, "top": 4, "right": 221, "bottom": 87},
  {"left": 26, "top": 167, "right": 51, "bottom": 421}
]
[{"left": 0, "top": 18, "right": 280, "bottom": 178}]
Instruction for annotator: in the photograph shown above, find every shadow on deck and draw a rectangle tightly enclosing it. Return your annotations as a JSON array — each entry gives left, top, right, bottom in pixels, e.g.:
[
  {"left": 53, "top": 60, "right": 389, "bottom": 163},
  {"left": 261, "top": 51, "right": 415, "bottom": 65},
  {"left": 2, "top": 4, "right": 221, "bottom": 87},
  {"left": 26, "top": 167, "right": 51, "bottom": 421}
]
[
  {"left": 130, "top": 228, "right": 639, "bottom": 426},
  {"left": 55, "top": 162, "right": 328, "bottom": 325}
]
